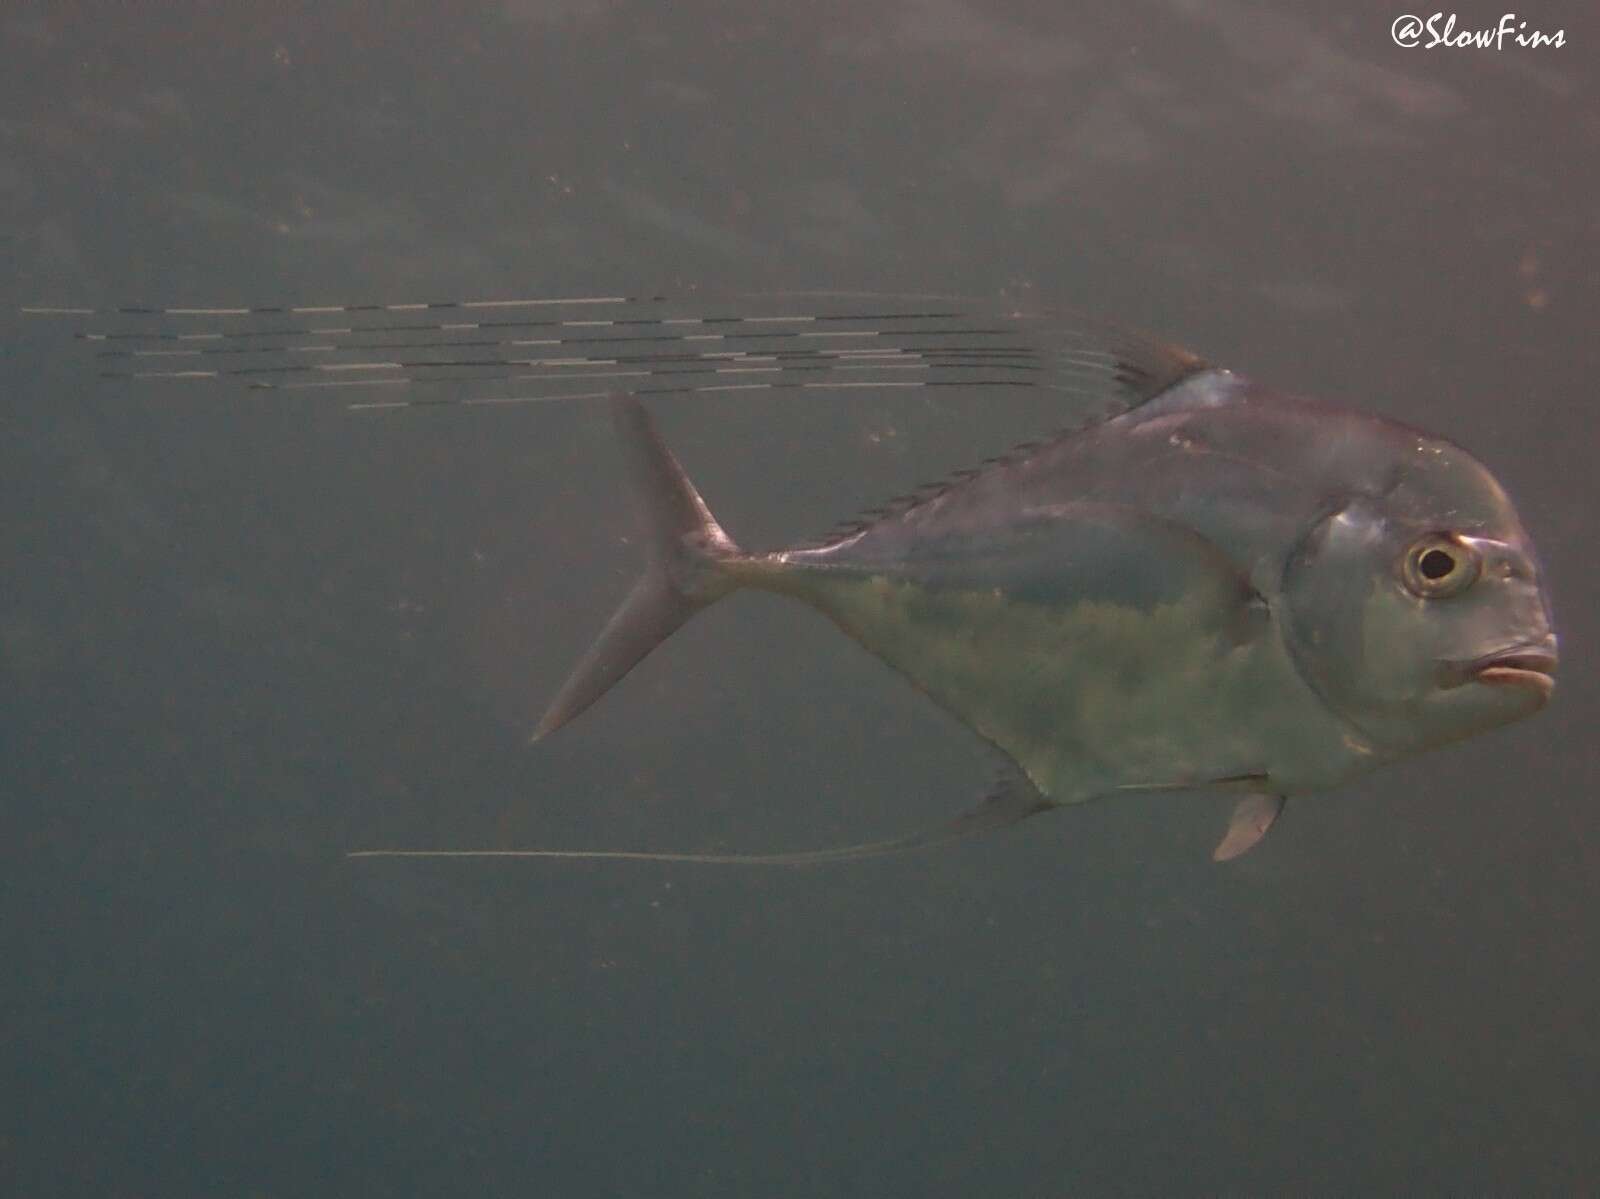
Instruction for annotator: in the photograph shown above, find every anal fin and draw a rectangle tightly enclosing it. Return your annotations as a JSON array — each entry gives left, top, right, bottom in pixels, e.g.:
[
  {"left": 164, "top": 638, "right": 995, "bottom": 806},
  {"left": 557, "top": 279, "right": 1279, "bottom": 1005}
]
[{"left": 349, "top": 770, "right": 1056, "bottom": 866}]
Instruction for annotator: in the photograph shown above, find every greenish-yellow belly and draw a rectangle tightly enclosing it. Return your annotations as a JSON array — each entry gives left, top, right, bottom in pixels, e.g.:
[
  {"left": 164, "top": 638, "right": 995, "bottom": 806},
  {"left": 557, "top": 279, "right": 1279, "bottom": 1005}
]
[{"left": 793, "top": 573, "right": 1326, "bottom": 801}]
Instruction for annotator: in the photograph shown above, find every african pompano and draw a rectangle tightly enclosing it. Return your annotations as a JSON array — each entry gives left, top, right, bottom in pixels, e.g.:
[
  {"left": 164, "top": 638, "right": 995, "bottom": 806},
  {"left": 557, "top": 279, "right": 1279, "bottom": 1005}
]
[
  {"left": 517, "top": 386, "right": 1555, "bottom": 862},
  {"left": 22, "top": 294, "right": 1558, "bottom": 862}
]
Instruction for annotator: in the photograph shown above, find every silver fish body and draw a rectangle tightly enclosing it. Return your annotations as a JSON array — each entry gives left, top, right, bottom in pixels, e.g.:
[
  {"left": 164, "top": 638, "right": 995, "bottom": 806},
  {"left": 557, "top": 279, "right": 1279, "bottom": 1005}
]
[
  {"left": 521, "top": 362, "right": 1555, "bottom": 863},
  {"left": 759, "top": 368, "right": 1555, "bottom": 803},
  {"left": 25, "top": 293, "right": 1552, "bottom": 862}
]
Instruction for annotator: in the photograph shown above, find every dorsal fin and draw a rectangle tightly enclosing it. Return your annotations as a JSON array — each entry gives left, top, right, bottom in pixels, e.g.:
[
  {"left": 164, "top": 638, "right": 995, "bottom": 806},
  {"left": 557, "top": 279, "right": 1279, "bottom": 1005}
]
[
  {"left": 809, "top": 312, "right": 1206, "bottom": 545},
  {"left": 20, "top": 290, "right": 1205, "bottom": 417}
]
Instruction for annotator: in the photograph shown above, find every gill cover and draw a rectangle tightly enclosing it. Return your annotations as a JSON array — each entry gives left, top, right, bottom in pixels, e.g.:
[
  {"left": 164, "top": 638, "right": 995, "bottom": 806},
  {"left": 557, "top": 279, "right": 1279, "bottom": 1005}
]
[{"left": 1281, "top": 492, "right": 1552, "bottom": 755}]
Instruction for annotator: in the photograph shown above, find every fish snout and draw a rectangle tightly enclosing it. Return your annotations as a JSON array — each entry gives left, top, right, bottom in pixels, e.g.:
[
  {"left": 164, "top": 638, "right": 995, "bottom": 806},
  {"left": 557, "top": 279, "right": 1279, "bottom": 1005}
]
[{"left": 1456, "top": 638, "right": 1559, "bottom": 703}]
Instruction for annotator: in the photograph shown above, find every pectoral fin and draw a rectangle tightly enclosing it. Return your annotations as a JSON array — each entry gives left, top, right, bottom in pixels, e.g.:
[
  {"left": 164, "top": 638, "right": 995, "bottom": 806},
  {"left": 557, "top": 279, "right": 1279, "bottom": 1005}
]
[{"left": 1212, "top": 793, "right": 1285, "bottom": 862}]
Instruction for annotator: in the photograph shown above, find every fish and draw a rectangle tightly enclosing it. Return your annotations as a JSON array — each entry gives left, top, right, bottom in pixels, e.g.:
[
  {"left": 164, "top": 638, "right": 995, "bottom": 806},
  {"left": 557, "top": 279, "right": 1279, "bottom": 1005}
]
[{"left": 20, "top": 292, "right": 1559, "bottom": 863}]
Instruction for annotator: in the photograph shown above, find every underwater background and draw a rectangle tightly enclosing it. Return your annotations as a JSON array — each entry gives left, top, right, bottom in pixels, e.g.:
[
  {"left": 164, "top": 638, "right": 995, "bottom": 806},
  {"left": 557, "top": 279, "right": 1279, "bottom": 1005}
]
[{"left": 2, "top": 2, "right": 1596, "bottom": 1193}]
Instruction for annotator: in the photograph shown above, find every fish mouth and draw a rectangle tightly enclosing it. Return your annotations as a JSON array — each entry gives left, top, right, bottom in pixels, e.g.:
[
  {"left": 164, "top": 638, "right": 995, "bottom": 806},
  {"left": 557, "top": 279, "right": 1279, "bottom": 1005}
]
[{"left": 1460, "top": 646, "right": 1558, "bottom": 701}]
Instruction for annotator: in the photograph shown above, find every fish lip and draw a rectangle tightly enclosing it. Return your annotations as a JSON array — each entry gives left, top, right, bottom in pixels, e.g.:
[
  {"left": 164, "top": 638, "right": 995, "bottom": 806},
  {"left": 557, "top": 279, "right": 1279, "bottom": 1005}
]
[{"left": 1449, "top": 646, "right": 1558, "bottom": 699}]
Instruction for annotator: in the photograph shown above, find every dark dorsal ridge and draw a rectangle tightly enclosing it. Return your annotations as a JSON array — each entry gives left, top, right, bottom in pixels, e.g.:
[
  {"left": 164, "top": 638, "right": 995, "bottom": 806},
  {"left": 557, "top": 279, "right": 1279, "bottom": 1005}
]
[{"left": 811, "top": 334, "right": 1207, "bottom": 547}]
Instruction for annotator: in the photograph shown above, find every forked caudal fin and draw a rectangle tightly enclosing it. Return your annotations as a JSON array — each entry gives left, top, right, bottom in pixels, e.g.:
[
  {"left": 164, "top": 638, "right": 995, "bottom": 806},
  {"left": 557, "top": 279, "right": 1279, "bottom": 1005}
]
[
  {"left": 352, "top": 397, "right": 1065, "bottom": 866},
  {"left": 533, "top": 395, "right": 742, "bottom": 739}
]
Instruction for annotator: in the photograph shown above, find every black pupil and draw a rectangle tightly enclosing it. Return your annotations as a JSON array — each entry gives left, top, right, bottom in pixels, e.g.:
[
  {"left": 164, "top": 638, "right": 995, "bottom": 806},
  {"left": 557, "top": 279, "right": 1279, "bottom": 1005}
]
[{"left": 1419, "top": 548, "right": 1456, "bottom": 580}]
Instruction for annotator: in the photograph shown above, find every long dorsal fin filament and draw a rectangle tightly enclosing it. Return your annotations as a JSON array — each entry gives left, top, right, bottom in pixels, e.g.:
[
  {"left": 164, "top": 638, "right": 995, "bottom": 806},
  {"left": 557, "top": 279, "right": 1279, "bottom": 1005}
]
[{"left": 23, "top": 292, "right": 1205, "bottom": 423}]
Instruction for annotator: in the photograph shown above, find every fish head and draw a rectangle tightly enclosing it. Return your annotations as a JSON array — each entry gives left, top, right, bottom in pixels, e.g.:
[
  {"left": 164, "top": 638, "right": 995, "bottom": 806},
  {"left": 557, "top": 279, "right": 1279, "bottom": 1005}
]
[{"left": 1280, "top": 433, "right": 1556, "bottom": 755}]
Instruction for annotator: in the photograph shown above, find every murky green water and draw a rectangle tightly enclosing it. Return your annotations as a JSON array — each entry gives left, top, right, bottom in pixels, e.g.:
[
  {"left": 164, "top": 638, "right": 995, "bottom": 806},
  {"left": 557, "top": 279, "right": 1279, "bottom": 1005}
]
[{"left": 3, "top": 3, "right": 1595, "bottom": 1193}]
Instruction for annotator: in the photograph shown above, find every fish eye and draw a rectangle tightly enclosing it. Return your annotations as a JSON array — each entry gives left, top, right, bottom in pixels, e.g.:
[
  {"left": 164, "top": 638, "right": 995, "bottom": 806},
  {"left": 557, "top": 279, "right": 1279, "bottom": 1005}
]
[{"left": 1401, "top": 534, "right": 1480, "bottom": 598}]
